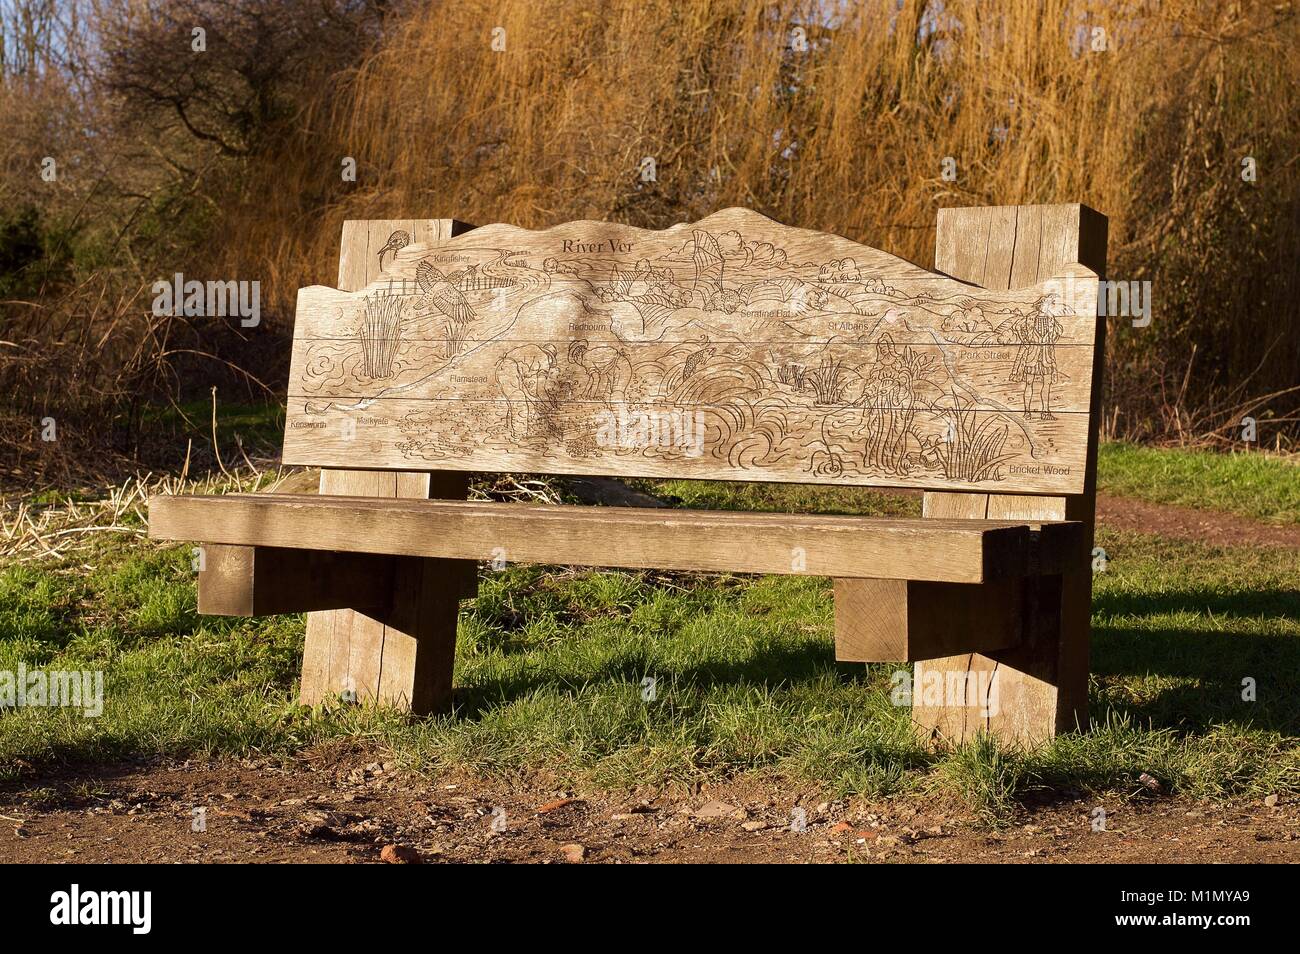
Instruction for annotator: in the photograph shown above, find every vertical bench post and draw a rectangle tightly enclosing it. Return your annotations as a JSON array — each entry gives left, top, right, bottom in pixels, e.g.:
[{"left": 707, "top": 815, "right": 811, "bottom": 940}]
[
  {"left": 298, "top": 217, "right": 477, "bottom": 713},
  {"left": 910, "top": 204, "right": 1107, "bottom": 745}
]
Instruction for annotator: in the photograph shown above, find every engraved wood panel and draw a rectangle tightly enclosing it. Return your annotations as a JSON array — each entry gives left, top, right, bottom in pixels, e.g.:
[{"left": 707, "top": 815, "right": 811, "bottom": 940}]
[{"left": 283, "top": 208, "right": 1100, "bottom": 493}]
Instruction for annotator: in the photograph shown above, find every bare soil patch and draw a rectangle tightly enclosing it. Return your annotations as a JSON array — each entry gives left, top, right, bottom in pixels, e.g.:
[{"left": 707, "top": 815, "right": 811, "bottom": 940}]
[
  {"left": 1096, "top": 494, "right": 1299, "bottom": 549},
  {"left": 571, "top": 476, "right": 1300, "bottom": 549},
  {"left": 3, "top": 748, "right": 1296, "bottom": 864}
]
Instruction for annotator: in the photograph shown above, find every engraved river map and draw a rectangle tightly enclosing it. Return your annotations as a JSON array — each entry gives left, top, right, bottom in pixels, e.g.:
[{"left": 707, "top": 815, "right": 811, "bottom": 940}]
[{"left": 285, "top": 209, "right": 1098, "bottom": 493}]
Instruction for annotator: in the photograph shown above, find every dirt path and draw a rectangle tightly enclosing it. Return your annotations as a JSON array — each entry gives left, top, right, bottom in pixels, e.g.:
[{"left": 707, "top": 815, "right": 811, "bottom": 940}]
[
  {"left": 1096, "top": 494, "right": 1299, "bottom": 548},
  {"left": 2, "top": 748, "right": 1296, "bottom": 864},
  {"left": 566, "top": 475, "right": 1300, "bottom": 548}
]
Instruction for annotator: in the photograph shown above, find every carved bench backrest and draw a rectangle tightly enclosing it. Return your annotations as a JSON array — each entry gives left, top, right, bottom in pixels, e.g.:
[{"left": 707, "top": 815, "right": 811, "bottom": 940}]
[{"left": 285, "top": 208, "right": 1101, "bottom": 495}]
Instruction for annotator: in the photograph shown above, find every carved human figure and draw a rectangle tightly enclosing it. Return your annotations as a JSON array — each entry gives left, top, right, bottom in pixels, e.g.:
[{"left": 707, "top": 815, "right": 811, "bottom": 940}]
[
  {"left": 496, "top": 344, "right": 559, "bottom": 439},
  {"left": 567, "top": 340, "right": 633, "bottom": 405},
  {"left": 860, "top": 334, "right": 917, "bottom": 474},
  {"left": 1010, "top": 295, "right": 1064, "bottom": 420}
]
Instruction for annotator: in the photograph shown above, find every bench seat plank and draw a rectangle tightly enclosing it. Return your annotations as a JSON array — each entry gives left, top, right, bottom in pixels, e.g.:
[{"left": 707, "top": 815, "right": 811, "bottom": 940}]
[{"left": 150, "top": 493, "right": 1081, "bottom": 584}]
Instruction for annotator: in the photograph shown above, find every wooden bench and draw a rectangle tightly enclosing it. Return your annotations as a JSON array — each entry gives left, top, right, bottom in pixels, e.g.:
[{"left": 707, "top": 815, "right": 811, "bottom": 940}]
[{"left": 149, "top": 204, "right": 1107, "bottom": 745}]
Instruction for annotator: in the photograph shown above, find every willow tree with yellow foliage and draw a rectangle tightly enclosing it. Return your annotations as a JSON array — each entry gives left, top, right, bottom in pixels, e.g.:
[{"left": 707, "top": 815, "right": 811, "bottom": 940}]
[{"left": 2, "top": 0, "right": 1297, "bottom": 474}]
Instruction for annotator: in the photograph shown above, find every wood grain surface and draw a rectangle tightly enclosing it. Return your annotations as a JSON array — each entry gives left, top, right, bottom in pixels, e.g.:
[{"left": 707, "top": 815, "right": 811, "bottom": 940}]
[{"left": 284, "top": 208, "right": 1100, "bottom": 493}]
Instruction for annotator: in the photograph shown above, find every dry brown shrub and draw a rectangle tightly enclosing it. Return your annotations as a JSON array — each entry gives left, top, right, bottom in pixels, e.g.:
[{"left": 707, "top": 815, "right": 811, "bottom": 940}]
[{"left": 3, "top": 0, "right": 1298, "bottom": 485}]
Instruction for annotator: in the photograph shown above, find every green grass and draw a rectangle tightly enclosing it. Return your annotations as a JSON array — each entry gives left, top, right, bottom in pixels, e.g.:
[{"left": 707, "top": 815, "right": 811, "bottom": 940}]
[
  {"left": 1098, "top": 442, "right": 1299, "bottom": 524},
  {"left": 643, "top": 443, "right": 1299, "bottom": 525},
  {"left": 141, "top": 399, "right": 286, "bottom": 461},
  {"left": 3, "top": 462, "right": 1298, "bottom": 819},
  {"left": 632, "top": 478, "right": 920, "bottom": 517}
]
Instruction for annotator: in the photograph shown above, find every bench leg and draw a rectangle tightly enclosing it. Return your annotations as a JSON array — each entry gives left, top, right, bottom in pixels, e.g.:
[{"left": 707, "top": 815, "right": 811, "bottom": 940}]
[
  {"left": 299, "top": 471, "right": 476, "bottom": 714},
  {"left": 376, "top": 556, "right": 475, "bottom": 712},
  {"left": 909, "top": 491, "right": 1092, "bottom": 746},
  {"left": 298, "top": 216, "right": 481, "bottom": 713},
  {"left": 911, "top": 568, "right": 1089, "bottom": 746},
  {"left": 913, "top": 202, "right": 1104, "bottom": 746},
  {"left": 835, "top": 573, "right": 1085, "bottom": 744}
]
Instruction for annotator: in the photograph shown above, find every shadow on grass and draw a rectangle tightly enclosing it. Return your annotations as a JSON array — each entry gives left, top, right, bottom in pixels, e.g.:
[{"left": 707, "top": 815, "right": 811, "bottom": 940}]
[
  {"left": 1094, "top": 584, "right": 1300, "bottom": 621},
  {"left": 1093, "top": 577, "right": 1300, "bottom": 734},
  {"left": 450, "top": 638, "right": 845, "bottom": 720},
  {"left": 455, "top": 578, "right": 1300, "bottom": 739},
  {"left": 1093, "top": 621, "right": 1300, "bottom": 735}
]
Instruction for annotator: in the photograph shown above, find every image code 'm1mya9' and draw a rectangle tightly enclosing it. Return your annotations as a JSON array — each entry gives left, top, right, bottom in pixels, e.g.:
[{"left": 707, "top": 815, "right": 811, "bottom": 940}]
[{"left": 285, "top": 208, "right": 1100, "bottom": 493}]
